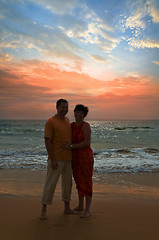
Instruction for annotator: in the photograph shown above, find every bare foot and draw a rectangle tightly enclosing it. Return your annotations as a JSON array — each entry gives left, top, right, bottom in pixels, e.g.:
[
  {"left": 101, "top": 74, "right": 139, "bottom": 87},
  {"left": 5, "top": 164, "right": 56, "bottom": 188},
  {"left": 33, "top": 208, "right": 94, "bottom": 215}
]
[
  {"left": 80, "top": 211, "right": 90, "bottom": 218},
  {"left": 73, "top": 206, "right": 84, "bottom": 211},
  {"left": 40, "top": 210, "right": 47, "bottom": 220},
  {"left": 64, "top": 208, "right": 75, "bottom": 215}
]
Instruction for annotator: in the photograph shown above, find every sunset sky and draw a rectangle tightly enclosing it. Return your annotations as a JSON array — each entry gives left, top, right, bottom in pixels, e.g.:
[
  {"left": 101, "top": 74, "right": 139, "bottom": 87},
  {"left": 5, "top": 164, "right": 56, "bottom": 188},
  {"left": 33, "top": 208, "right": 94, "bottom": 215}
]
[{"left": 0, "top": 0, "right": 159, "bottom": 120}]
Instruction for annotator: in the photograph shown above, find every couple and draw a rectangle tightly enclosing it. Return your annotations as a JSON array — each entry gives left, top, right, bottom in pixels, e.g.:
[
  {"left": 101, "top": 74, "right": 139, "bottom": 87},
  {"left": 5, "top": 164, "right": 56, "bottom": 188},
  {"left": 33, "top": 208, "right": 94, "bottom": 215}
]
[{"left": 40, "top": 99, "right": 94, "bottom": 219}]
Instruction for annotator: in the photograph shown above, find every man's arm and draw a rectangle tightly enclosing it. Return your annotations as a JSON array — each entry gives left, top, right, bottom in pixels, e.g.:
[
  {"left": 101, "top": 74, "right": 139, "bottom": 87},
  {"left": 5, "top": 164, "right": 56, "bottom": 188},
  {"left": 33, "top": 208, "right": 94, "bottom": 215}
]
[{"left": 45, "top": 138, "right": 58, "bottom": 169}]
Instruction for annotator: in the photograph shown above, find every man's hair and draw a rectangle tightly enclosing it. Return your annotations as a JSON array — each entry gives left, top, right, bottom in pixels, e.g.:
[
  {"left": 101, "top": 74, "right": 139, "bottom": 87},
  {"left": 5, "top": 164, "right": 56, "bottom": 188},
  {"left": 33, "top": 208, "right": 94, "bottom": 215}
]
[
  {"left": 74, "top": 104, "right": 89, "bottom": 117},
  {"left": 56, "top": 99, "right": 68, "bottom": 108}
]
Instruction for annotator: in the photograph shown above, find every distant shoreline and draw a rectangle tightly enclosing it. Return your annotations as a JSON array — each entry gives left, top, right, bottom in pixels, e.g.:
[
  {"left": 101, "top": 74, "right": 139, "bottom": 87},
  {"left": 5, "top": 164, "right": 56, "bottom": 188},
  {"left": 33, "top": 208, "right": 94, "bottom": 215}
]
[{"left": 0, "top": 119, "right": 159, "bottom": 121}]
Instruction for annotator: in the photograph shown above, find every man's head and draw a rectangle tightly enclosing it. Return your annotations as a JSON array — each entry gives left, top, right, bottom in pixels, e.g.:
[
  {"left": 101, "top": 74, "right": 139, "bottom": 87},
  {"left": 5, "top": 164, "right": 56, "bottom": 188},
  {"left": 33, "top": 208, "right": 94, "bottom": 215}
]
[{"left": 56, "top": 99, "right": 68, "bottom": 118}]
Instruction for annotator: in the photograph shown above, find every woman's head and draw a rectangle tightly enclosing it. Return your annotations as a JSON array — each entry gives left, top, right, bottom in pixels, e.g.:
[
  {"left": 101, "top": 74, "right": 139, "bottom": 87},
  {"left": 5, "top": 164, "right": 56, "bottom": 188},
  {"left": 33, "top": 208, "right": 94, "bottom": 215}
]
[{"left": 74, "top": 104, "right": 89, "bottom": 117}]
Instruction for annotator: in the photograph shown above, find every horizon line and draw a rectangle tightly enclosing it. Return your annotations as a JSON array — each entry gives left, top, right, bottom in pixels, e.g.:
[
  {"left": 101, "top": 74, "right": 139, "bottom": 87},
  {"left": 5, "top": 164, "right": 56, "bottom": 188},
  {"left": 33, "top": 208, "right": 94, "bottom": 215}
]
[{"left": 0, "top": 118, "right": 159, "bottom": 121}]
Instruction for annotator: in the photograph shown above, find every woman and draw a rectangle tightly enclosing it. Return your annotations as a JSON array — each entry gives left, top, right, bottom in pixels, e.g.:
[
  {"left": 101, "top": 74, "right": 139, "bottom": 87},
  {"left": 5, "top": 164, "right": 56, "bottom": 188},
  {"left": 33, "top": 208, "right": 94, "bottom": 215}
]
[{"left": 64, "top": 104, "right": 94, "bottom": 218}]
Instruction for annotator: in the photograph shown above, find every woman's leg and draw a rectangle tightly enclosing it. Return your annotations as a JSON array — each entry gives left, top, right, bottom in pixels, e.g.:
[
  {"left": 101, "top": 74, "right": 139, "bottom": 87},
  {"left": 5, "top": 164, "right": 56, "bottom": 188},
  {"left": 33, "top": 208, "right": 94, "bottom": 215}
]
[
  {"left": 81, "top": 195, "right": 92, "bottom": 218},
  {"left": 74, "top": 190, "right": 84, "bottom": 211}
]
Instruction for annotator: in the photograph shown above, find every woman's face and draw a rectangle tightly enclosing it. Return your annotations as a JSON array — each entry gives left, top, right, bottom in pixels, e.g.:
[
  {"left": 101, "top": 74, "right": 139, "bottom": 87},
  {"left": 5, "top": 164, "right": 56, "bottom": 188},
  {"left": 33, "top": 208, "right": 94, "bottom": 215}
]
[{"left": 74, "top": 110, "right": 85, "bottom": 122}]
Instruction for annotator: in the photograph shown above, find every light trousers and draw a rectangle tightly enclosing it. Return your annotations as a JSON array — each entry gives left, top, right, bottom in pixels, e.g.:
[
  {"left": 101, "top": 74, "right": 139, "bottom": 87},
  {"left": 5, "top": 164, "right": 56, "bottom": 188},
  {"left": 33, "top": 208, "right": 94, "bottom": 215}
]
[{"left": 41, "top": 160, "right": 72, "bottom": 205}]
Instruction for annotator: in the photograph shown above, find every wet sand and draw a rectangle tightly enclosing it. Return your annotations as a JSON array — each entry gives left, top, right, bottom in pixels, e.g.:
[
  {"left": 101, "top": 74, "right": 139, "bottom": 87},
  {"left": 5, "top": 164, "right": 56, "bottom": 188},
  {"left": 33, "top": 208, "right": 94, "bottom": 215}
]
[{"left": 0, "top": 169, "right": 159, "bottom": 240}]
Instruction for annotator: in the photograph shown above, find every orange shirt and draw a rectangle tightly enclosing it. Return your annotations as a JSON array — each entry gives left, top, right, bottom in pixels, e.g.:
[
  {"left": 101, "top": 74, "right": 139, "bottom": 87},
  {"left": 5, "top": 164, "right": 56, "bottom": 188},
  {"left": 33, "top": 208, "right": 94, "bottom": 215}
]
[{"left": 44, "top": 116, "right": 72, "bottom": 162}]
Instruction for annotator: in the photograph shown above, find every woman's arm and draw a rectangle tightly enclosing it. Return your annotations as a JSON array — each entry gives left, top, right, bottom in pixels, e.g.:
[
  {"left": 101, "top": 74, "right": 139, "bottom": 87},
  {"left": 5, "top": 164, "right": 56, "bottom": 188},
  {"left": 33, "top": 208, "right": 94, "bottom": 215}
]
[{"left": 72, "top": 123, "right": 91, "bottom": 149}]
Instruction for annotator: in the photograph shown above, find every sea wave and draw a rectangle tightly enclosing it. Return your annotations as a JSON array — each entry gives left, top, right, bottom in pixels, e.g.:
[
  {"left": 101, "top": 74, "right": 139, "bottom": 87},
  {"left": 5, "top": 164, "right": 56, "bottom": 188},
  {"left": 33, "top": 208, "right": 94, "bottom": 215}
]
[
  {"left": 93, "top": 147, "right": 159, "bottom": 173},
  {"left": 0, "top": 128, "right": 44, "bottom": 136},
  {"left": 0, "top": 119, "right": 159, "bottom": 172},
  {"left": 0, "top": 147, "right": 159, "bottom": 173},
  {"left": 114, "top": 126, "right": 153, "bottom": 131}
]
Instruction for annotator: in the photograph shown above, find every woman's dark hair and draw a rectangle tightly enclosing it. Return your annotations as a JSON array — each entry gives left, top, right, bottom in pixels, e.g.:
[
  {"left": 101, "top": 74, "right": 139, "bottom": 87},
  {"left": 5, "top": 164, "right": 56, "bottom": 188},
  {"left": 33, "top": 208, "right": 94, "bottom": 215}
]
[{"left": 74, "top": 104, "right": 89, "bottom": 117}]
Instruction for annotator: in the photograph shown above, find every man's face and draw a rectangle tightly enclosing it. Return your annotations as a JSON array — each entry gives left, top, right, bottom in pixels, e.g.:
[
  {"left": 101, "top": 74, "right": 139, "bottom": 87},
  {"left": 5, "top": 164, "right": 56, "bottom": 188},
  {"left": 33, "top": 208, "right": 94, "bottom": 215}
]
[{"left": 57, "top": 102, "right": 68, "bottom": 117}]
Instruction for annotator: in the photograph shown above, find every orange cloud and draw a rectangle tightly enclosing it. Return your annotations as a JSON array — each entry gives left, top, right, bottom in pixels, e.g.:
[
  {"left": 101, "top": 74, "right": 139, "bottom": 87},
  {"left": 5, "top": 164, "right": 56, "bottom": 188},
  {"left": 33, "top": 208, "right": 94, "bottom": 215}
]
[{"left": 0, "top": 60, "right": 158, "bottom": 119}]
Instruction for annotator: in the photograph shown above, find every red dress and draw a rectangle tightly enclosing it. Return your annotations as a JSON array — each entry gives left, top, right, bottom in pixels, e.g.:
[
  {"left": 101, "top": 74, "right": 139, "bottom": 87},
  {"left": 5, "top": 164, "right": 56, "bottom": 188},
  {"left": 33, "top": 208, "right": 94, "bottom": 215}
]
[{"left": 71, "top": 122, "right": 94, "bottom": 197}]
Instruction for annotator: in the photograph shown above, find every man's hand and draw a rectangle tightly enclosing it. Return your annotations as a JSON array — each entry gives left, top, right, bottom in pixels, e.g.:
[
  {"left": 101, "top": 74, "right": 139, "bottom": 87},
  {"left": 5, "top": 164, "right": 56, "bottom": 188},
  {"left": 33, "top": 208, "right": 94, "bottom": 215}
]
[
  {"left": 62, "top": 142, "right": 71, "bottom": 149},
  {"left": 45, "top": 138, "right": 58, "bottom": 169},
  {"left": 50, "top": 160, "right": 58, "bottom": 169}
]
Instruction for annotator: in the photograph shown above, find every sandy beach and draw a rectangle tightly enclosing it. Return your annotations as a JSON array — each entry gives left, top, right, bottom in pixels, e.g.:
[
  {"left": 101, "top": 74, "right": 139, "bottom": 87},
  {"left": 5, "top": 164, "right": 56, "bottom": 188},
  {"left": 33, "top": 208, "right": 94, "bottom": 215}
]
[{"left": 0, "top": 169, "right": 159, "bottom": 240}]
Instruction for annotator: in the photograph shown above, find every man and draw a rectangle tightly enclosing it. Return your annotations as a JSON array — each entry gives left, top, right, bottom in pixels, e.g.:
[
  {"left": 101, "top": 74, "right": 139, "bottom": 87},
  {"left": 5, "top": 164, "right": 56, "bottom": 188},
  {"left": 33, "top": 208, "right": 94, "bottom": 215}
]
[{"left": 40, "top": 99, "right": 73, "bottom": 219}]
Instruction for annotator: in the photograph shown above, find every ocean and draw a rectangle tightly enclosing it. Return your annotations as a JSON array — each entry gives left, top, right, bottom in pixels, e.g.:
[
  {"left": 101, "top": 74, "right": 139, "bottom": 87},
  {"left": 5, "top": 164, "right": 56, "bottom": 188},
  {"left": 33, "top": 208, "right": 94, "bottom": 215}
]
[{"left": 0, "top": 119, "right": 159, "bottom": 173}]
